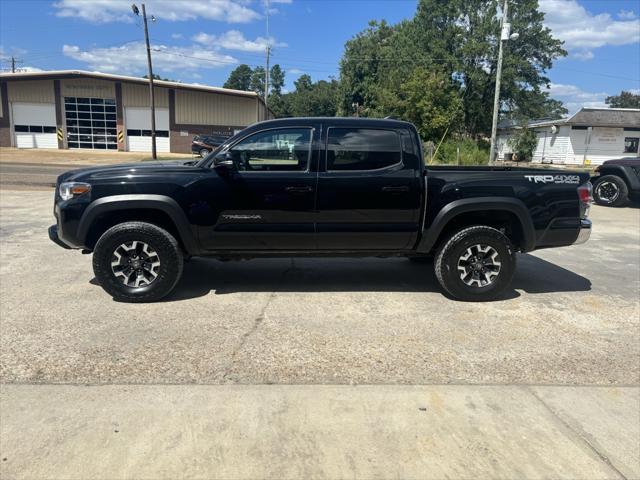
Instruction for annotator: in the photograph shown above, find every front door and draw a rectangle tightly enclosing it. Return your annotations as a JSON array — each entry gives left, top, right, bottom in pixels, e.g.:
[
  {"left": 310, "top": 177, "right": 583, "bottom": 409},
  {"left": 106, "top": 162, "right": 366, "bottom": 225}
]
[
  {"left": 316, "top": 126, "right": 421, "bottom": 250},
  {"left": 199, "top": 126, "right": 318, "bottom": 251}
]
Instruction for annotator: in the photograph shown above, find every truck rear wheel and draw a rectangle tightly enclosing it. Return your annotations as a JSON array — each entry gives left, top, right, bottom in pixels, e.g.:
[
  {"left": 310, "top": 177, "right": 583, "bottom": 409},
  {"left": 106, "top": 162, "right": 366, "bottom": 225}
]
[
  {"left": 434, "top": 226, "right": 516, "bottom": 301},
  {"left": 92, "top": 221, "right": 183, "bottom": 302},
  {"left": 593, "top": 175, "right": 628, "bottom": 207}
]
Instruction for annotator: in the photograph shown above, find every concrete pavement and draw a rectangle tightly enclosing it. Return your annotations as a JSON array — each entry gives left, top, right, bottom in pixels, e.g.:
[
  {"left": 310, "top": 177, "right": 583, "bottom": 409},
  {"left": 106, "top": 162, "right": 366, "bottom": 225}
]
[{"left": 1, "top": 385, "right": 638, "bottom": 480}]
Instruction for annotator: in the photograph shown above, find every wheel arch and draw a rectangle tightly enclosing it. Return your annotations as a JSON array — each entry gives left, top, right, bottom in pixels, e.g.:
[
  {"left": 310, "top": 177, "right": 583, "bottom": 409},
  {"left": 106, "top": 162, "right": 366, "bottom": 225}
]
[
  {"left": 417, "top": 197, "right": 536, "bottom": 254},
  {"left": 78, "top": 195, "right": 199, "bottom": 254}
]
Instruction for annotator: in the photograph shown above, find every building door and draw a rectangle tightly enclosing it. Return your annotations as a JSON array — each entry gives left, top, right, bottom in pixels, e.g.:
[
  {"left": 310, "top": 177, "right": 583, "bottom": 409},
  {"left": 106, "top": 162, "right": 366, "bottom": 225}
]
[
  {"left": 12, "top": 103, "right": 57, "bottom": 149},
  {"left": 64, "top": 96, "right": 118, "bottom": 150},
  {"left": 125, "top": 107, "right": 170, "bottom": 152}
]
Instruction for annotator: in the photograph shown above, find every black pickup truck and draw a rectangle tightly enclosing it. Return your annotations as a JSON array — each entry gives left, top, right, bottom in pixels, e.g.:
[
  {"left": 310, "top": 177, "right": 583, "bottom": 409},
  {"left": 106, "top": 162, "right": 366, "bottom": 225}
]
[{"left": 49, "top": 117, "right": 592, "bottom": 302}]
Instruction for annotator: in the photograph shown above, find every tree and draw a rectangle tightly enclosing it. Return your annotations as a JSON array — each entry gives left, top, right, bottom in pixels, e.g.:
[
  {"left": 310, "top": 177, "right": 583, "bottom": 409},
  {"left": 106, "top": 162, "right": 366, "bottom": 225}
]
[
  {"left": 143, "top": 73, "right": 177, "bottom": 82},
  {"left": 250, "top": 66, "right": 266, "bottom": 97},
  {"left": 398, "top": 68, "right": 463, "bottom": 142},
  {"left": 508, "top": 125, "right": 538, "bottom": 162},
  {"left": 605, "top": 91, "right": 640, "bottom": 109},
  {"left": 269, "top": 64, "right": 285, "bottom": 96},
  {"left": 337, "top": 0, "right": 567, "bottom": 138},
  {"left": 223, "top": 64, "right": 253, "bottom": 91}
]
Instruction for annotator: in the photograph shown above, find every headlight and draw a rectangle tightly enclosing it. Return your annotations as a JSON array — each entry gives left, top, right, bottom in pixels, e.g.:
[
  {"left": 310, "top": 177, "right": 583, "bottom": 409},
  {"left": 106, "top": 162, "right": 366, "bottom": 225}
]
[{"left": 59, "top": 182, "right": 91, "bottom": 201}]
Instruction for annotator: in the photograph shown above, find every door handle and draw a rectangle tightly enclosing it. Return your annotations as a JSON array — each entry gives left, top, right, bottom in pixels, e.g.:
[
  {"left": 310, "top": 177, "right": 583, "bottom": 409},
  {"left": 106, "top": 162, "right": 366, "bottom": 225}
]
[
  {"left": 285, "top": 186, "right": 313, "bottom": 193},
  {"left": 382, "top": 185, "right": 410, "bottom": 193}
]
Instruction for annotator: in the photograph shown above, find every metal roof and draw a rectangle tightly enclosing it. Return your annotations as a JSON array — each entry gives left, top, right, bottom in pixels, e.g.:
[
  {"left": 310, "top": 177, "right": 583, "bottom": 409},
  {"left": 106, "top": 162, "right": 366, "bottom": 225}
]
[
  {"left": 0, "top": 69, "right": 260, "bottom": 99},
  {"left": 499, "top": 107, "right": 640, "bottom": 131}
]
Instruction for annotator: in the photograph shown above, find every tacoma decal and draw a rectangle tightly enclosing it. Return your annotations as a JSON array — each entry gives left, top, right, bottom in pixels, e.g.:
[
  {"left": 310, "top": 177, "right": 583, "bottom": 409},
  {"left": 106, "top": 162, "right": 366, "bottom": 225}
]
[
  {"left": 221, "top": 214, "right": 262, "bottom": 220},
  {"left": 524, "top": 174, "right": 581, "bottom": 184}
]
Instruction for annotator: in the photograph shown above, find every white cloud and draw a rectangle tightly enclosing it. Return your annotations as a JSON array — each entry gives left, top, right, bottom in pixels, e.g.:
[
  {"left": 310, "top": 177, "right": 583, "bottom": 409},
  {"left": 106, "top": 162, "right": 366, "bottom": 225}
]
[
  {"left": 192, "top": 30, "right": 286, "bottom": 52},
  {"left": 546, "top": 82, "right": 609, "bottom": 113},
  {"left": 539, "top": 0, "right": 640, "bottom": 59},
  {"left": 618, "top": 10, "right": 637, "bottom": 20},
  {"left": 286, "top": 67, "right": 304, "bottom": 75},
  {"left": 171, "top": 33, "right": 184, "bottom": 39},
  {"left": 53, "top": 0, "right": 261, "bottom": 24},
  {"left": 62, "top": 42, "right": 237, "bottom": 75}
]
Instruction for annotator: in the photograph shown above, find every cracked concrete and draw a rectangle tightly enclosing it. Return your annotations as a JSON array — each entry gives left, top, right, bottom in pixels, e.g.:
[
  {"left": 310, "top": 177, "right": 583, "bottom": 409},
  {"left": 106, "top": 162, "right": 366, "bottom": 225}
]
[{"left": 1, "top": 189, "right": 639, "bottom": 479}]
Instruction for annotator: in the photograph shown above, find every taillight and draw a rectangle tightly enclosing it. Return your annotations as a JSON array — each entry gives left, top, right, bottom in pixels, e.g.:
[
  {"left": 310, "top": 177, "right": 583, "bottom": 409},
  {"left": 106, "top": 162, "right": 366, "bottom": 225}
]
[{"left": 578, "top": 182, "right": 593, "bottom": 218}]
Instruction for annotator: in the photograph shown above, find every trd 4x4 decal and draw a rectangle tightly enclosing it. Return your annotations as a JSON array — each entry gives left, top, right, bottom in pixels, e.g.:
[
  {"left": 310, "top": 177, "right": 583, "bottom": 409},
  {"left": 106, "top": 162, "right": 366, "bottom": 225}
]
[{"left": 524, "top": 174, "right": 581, "bottom": 184}]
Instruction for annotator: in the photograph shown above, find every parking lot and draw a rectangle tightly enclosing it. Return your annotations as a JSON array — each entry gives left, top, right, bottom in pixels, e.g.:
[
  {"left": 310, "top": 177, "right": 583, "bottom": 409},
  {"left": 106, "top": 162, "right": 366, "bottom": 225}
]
[
  {"left": 1, "top": 189, "right": 638, "bottom": 386},
  {"left": 1, "top": 186, "right": 639, "bottom": 479}
]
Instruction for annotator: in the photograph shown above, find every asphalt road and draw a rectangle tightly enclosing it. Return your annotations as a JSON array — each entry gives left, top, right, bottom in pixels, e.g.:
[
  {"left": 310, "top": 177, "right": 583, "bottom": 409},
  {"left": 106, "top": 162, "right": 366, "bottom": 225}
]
[
  {"left": 0, "top": 162, "right": 84, "bottom": 188},
  {"left": 0, "top": 189, "right": 638, "bottom": 386}
]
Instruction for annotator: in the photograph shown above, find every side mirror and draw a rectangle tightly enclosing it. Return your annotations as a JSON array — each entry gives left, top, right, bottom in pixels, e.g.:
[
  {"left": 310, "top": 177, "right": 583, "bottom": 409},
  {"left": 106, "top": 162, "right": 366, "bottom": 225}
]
[{"left": 213, "top": 151, "right": 235, "bottom": 171}]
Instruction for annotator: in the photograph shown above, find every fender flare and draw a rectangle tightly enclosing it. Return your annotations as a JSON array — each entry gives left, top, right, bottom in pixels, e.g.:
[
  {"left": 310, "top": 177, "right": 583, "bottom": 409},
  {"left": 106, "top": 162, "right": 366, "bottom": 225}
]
[
  {"left": 78, "top": 194, "right": 199, "bottom": 254},
  {"left": 593, "top": 165, "right": 640, "bottom": 193},
  {"left": 417, "top": 197, "right": 536, "bottom": 253}
]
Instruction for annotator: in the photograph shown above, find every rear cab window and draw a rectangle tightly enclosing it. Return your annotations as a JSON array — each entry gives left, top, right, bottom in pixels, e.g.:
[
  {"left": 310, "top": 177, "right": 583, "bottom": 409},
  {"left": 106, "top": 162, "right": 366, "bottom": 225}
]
[{"left": 326, "top": 127, "right": 402, "bottom": 171}]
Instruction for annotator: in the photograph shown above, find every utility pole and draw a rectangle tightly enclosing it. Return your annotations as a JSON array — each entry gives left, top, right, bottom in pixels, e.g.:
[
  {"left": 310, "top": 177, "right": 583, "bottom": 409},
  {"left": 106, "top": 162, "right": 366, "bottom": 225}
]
[
  {"left": 264, "top": 0, "right": 270, "bottom": 120},
  {"left": 11, "top": 56, "right": 16, "bottom": 73},
  {"left": 133, "top": 3, "right": 157, "bottom": 159},
  {"left": 489, "top": 0, "right": 518, "bottom": 165}
]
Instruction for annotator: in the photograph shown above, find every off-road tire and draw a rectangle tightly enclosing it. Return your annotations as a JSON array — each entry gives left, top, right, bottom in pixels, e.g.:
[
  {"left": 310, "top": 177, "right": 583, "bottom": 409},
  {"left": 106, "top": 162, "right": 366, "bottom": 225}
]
[
  {"left": 593, "top": 175, "right": 628, "bottom": 207},
  {"left": 93, "top": 222, "right": 183, "bottom": 302},
  {"left": 434, "top": 226, "right": 516, "bottom": 301}
]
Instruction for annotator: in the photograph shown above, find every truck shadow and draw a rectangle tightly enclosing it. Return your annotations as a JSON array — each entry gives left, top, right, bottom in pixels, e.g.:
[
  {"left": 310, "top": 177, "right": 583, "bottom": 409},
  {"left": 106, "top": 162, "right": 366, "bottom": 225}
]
[{"left": 152, "top": 253, "right": 591, "bottom": 302}]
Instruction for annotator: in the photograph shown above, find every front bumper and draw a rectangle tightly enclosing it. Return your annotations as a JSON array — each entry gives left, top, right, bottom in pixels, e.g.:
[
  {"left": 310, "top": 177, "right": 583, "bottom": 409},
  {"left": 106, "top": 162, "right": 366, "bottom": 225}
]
[
  {"left": 48, "top": 225, "right": 72, "bottom": 249},
  {"left": 573, "top": 219, "right": 592, "bottom": 245}
]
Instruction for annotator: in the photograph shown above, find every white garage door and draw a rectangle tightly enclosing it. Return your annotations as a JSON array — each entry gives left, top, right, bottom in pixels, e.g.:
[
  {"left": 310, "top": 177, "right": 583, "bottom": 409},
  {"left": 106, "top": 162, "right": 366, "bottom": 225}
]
[
  {"left": 125, "top": 107, "right": 170, "bottom": 152},
  {"left": 12, "top": 103, "right": 58, "bottom": 149}
]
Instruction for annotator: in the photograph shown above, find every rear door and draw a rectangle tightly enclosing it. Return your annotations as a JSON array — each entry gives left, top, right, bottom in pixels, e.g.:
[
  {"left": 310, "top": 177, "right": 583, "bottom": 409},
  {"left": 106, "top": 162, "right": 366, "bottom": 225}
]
[{"left": 316, "top": 125, "right": 422, "bottom": 250}]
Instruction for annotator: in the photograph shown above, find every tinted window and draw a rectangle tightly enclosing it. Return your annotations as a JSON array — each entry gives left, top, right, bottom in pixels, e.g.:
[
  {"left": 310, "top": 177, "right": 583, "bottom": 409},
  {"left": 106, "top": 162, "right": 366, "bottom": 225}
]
[
  {"left": 230, "top": 128, "right": 311, "bottom": 172},
  {"left": 327, "top": 128, "right": 401, "bottom": 171}
]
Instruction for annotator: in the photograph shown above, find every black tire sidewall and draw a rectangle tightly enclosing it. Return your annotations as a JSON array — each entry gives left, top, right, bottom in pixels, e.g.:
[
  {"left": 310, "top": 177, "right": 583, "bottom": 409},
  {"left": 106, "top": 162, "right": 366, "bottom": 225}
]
[
  {"left": 593, "top": 175, "right": 628, "bottom": 207},
  {"left": 437, "top": 228, "right": 516, "bottom": 301},
  {"left": 93, "top": 222, "right": 183, "bottom": 302}
]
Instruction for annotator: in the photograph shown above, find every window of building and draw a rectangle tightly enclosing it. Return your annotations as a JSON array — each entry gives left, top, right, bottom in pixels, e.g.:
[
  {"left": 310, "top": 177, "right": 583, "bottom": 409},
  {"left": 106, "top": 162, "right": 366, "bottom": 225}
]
[
  {"left": 64, "top": 96, "right": 117, "bottom": 149},
  {"left": 624, "top": 137, "right": 639, "bottom": 154},
  {"left": 14, "top": 125, "right": 56, "bottom": 133},
  {"left": 229, "top": 128, "right": 312, "bottom": 171},
  {"left": 127, "top": 129, "right": 169, "bottom": 138},
  {"left": 327, "top": 128, "right": 401, "bottom": 171}
]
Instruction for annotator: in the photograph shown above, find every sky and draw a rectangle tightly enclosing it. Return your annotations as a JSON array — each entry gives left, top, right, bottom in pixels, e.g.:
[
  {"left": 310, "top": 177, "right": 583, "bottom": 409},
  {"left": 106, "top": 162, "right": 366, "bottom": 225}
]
[{"left": 0, "top": 0, "right": 639, "bottom": 114}]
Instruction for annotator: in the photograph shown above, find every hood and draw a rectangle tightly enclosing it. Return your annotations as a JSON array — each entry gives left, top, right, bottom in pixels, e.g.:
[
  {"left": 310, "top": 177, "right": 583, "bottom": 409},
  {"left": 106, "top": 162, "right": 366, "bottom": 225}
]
[{"left": 57, "top": 159, "right": 201, "bottom": 184}]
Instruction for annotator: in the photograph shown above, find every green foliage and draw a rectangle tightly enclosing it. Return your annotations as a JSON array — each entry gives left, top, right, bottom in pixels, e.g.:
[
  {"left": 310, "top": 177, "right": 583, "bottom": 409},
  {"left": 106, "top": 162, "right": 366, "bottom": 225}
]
[
  {"left": 337, "top": 0, "right": 567, "bottom": 137},
  {"left": 223, "top": 64, "right": 253, "bottom": 91},
  {"left": 143, "top": 73, "right": 177, "bottom": 82},
  {"left": 270, "top": 76, "right": 340, "bottom": 117},
  {"left": 398, "top": 68, "right": 463, "bottom": 142},
  {"left": 430, "top": 138, "right": 489, "bottom": 165},
  {"left": 250, "top": 66, "right": 266, "bottom": 97},
  {"left": 269, "top": 64, "right": 285, "bottom": 96},
  {"left": 605, "top": 91, "right": 640, "bottom": 109},
  {"left": 507, "top": 126, "right": 538, "bottom": 162}
]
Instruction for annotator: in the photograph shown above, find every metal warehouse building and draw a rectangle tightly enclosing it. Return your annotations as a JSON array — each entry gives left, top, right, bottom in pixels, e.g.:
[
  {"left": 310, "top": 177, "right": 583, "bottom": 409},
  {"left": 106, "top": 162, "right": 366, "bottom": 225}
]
[{"left": 0, "top": 70, "right": 271, "bottom": 154}]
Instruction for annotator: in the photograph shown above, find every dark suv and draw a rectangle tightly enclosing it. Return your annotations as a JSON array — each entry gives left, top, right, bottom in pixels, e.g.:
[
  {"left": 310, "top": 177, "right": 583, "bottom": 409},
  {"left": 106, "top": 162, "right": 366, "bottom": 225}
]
[
  {"left": 192, "top": 134, "right": 230, "bottom": 158},
  {"left": 592, "top": 157, "right": 640, "bottom": 207}
]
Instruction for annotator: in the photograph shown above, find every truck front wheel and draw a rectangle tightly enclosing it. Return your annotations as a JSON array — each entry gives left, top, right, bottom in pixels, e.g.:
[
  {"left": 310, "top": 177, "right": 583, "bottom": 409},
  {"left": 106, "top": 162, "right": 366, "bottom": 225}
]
[
  {"left": 92, "top": 221, "right": 184, "bottom": 302},
  {"left": 593, "top": 175, "right": 628, "bottom": 207},
  {"left": 434, "top": 226, "right": 516, "bottom": 301}
]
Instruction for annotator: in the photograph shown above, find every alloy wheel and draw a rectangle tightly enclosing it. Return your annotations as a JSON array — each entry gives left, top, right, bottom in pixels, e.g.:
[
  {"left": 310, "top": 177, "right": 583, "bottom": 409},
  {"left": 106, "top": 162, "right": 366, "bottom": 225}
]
[
  {"left": 457, "top": 244, "right": 502, "bottom": 287},
  {"left": 111, "top": 241, "right": 161, "bottom": 287}
]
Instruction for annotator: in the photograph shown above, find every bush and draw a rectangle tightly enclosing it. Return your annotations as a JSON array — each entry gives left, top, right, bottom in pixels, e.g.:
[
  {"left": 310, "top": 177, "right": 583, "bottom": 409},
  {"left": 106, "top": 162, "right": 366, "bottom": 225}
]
[
  {"left": 508, "top": 127, "right": 537, "bottom": 162},
  {"left": 427, "top": 139, "right": 489, "bottom": 165}
]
